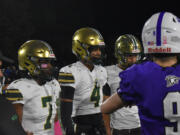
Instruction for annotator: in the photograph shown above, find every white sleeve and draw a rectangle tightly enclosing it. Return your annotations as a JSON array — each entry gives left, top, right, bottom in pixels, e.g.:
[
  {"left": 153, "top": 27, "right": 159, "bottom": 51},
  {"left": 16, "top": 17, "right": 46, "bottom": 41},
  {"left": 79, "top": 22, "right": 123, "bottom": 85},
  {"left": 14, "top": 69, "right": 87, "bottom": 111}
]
[
  {"left": 101, "top": 66, "right": 108, "bottom": 86},
  {"left": 52, "top": 79, "right": 61, "bottom": 99},
  {"left": 105, "top": 66, "right": 111, "bottom": 86},
  {"left": 6, "top": 80, "right": 32, "bottom": 104}
]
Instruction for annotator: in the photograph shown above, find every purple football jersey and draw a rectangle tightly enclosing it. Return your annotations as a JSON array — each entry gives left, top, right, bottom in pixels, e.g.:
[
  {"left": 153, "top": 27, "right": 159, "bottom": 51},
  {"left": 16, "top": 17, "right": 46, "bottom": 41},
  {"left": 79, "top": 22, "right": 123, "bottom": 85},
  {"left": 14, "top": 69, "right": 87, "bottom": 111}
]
[{"left": 117, "top": 61, "right": 180, "bottom": 135}]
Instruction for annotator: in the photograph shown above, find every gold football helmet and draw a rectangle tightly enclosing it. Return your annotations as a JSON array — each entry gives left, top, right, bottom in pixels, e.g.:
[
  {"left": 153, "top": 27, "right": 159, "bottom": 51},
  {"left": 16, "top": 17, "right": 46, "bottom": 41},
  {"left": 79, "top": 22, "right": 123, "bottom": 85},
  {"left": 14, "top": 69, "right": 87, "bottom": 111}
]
[
  {"left": 115, "top": 34, "right": 142, "bottom": 69},
  {"left": 18, "top": 40, "right": 56, "bottom": 81},
  {"left": 72, "top": 27, "right": 105, "bottom": 65}
]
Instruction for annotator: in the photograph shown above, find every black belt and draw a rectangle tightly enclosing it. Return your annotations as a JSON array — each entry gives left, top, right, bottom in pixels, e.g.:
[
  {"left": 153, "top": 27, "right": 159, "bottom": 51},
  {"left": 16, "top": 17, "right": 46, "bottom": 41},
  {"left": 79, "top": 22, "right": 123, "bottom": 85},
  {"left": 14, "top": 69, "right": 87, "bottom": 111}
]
[{"left": 112, "top": 127, "right": 141, "bottom": 135}]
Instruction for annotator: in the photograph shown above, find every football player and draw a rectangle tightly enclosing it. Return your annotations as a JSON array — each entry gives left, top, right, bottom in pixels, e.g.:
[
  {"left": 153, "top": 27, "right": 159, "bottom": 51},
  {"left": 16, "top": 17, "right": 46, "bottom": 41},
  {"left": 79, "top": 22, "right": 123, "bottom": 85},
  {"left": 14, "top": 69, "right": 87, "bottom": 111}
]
[
  {"left": 4, "top": 40, "right": 61, "bottom": 135},
  {"left": 103, "top": 34, "right": 141, "bottom": 135},
  {"left": 101, "top": 12, "right": 180, "bottom": 135},
  {"left": 59, "top": 27, "right": 107, "bottom": 135}
]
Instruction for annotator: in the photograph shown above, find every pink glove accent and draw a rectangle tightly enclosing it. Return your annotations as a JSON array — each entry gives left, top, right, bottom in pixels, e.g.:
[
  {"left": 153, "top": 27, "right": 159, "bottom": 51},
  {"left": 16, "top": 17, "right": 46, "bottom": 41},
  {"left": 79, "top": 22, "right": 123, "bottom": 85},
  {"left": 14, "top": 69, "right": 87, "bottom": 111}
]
[{"left": 54, "top": 120, "right": 63, "bottom": 135}]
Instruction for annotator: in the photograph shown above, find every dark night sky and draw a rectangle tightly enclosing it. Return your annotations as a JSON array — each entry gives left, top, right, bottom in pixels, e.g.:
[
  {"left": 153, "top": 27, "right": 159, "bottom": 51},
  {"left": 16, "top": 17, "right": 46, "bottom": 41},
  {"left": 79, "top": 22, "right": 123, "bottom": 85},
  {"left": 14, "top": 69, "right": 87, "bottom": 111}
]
[{"left": 0, "top": 0, "right": 180, "bottom": 66}]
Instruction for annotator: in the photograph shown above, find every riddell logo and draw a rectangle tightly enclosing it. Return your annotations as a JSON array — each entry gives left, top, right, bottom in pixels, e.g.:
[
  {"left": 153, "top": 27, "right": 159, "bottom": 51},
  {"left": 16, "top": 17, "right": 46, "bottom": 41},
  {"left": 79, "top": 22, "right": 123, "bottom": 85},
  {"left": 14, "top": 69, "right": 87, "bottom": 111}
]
[{"left": 148, "top": 48, "right": 171, "bottom": 53}]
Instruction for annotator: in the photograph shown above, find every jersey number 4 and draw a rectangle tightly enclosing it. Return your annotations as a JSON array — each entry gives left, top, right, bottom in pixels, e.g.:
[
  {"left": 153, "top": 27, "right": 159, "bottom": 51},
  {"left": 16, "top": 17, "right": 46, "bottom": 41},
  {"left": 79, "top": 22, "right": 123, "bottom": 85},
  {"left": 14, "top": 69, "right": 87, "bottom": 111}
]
[
  {"left": 90, "top": 82, "right": 100, "bottom": 107},
  {"left": 42, "top": 96, "right": 53, "bottom": 130},
  {"left": 163, "top": 92, "right": 180, "bottom": 134}
]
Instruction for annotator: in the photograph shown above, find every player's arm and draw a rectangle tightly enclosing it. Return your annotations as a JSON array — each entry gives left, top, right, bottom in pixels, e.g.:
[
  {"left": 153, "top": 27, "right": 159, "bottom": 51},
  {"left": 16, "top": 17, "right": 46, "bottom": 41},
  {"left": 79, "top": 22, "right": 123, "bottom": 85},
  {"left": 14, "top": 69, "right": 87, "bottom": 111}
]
[
  {"left": 3, "top": 88, "right": 24, "bottom": 123},
  {"left": 13, "top": 103, "right": 23, "bottom": 123},
  {"left": 54, "top": 109, "right": 63, "bottom": 135},
  {"left": 59, "top": 68, "right": 75, "bottom": 135},
  {"left": 4, "top": 88, "right": 33, "bottom": 135},
  {"left": 54, "top": 112, "right": 59, "bottom": 122},
  {"left": 60, "top": 86, "right": 75, "bottom": 135},
  {"left": 13, "top": 101, "right": 34, "bottom": 135},
  {"left": 102, "top": 83, "right": 112, "bottom": 135},
  {"left": 54, "top": 96, "right": 60, "bottom": 122},
  {"left": 0, "top": 95, "right": 27, "bottom": 135},
  {"left": 0, "top": 103, "right": 33, "bottom": 135},
  {"left": 101, "top": 92, "right": 124, "bottom": 114}
]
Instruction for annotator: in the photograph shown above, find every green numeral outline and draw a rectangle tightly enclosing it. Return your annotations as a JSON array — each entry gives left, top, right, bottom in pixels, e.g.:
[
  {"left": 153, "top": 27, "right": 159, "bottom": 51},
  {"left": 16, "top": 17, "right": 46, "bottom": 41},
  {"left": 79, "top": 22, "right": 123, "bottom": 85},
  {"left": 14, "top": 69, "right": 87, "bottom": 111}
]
[
  {"left": 90, "top": 82, "right": 100, "bottom": 107},
  {"left": 41, "top": 96, "right": 52, "bottom": 130}
]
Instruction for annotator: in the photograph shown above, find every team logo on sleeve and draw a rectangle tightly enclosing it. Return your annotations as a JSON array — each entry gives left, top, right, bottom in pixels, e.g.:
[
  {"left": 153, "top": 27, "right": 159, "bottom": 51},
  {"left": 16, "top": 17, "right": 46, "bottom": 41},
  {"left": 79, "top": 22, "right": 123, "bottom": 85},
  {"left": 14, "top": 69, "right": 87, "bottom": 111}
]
[{"left": 165, "top": 75, "right": 180, "bottom": 87}]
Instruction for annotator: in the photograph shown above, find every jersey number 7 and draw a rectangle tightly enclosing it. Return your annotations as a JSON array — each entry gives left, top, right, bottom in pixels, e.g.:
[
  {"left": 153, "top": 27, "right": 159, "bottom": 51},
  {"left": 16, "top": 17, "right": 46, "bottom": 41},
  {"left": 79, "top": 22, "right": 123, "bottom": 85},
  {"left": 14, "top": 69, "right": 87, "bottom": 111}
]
[{"left": 42, "top": 96, "right": 53, "bottom": 130}]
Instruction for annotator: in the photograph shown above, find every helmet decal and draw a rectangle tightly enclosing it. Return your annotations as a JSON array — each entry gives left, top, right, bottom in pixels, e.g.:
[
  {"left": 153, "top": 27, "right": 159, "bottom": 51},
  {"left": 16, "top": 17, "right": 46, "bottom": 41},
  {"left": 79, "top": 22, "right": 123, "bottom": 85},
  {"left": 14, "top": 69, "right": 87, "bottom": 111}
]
[
  {"left": 129, "top": 35, "right": 138, "bottom": 50},
  {"left": 156, "top": 12, "right": 165, "bottom": 46}
]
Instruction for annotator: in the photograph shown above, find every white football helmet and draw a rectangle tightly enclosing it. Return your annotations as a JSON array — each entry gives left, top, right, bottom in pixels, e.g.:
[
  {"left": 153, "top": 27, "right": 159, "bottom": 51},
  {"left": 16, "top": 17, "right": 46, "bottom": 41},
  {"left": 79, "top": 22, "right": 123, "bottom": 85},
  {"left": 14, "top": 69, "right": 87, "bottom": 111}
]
[{"left": 142, "top": 12, "right": 180, "bottom": 54}]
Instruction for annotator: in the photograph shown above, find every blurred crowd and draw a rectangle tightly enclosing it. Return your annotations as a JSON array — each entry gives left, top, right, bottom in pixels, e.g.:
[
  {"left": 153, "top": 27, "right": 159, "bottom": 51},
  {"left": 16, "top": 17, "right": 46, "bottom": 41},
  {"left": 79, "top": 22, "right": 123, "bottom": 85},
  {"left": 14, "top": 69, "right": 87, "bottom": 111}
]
[{"left": 0, "top": 60, "right": 19, "bottom": 92}]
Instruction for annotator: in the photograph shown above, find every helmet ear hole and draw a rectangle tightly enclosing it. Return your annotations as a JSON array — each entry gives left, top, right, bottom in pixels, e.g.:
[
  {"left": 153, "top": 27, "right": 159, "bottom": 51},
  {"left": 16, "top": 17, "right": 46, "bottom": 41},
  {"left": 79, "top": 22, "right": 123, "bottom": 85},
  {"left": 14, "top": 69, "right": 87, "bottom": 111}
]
[
  {"left": 173, "top": 18, "right": 176, "bottom": 23},
  {"left": 166, "top": 30, "right": 171, "bottom": 33}
]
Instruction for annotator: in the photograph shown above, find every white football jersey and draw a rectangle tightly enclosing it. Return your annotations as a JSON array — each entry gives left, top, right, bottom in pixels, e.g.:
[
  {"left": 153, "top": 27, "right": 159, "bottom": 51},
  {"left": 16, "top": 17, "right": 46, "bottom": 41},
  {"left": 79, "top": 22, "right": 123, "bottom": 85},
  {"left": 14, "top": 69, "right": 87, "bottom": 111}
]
[
  {"left": 105, "top": 65, "right": 140, "bottom": 130},
  {"left": 59, "top": 61, "right": 107, "bottom": 117},
  {"left": 6, "top": 78, "right": 61, "bottom": 135}
]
